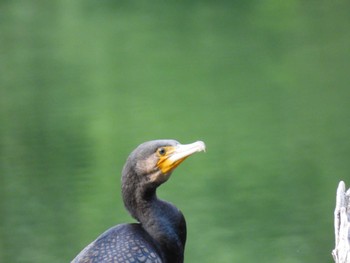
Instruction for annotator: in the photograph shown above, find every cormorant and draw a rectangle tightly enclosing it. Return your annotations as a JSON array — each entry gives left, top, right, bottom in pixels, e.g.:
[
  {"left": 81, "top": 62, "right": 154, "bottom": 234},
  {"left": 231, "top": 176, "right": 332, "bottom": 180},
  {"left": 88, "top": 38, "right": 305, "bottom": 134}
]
[{"left": 71, "top": 139, "right": 206, "bottom": 263}]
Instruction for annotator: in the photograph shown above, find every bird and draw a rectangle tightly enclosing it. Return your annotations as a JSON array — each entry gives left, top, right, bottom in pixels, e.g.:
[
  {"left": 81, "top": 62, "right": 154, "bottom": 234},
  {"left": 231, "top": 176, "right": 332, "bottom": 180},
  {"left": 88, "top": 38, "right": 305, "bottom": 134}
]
[{"left": 71, "top": 139, "right": 206, "bottom": 263}]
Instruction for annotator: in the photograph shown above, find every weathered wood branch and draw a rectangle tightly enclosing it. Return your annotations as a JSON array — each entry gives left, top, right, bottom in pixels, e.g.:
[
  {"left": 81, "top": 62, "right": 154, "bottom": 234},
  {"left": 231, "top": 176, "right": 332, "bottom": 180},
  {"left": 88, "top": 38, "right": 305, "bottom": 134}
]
[{"left": 332, "top": 181, "right": 350, "bottom": 263}]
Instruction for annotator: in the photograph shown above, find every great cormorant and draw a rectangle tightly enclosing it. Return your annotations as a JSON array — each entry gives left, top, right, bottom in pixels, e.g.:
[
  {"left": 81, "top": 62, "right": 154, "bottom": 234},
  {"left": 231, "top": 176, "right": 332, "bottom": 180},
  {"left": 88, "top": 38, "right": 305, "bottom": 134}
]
[{"left": 71, "top": 139, "right": 206, "bottom": 263}]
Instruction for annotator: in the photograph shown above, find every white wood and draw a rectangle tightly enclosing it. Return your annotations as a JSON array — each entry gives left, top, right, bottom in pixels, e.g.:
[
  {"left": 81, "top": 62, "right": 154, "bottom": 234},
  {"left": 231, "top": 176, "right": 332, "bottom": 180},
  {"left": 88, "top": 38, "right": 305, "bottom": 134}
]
[{"left": 332, "top": 181, "right": 350, "bottom": 263}]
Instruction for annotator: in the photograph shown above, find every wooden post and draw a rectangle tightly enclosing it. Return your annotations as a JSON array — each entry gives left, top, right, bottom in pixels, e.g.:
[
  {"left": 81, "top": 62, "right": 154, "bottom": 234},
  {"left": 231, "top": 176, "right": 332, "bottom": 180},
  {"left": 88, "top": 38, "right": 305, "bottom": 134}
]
[{"left": 332, "top": 181, "right": 350, "bottom": 263}]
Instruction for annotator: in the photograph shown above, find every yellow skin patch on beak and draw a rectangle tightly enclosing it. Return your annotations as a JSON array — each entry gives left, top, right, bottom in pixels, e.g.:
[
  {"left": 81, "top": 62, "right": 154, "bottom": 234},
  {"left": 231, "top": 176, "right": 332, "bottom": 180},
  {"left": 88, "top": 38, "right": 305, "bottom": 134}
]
[
  {"left": 156, "top": 141, "right": 206, "bottom": 174},
  {"left": 156, "top": 146, "right": 187, "bottom": 174}
]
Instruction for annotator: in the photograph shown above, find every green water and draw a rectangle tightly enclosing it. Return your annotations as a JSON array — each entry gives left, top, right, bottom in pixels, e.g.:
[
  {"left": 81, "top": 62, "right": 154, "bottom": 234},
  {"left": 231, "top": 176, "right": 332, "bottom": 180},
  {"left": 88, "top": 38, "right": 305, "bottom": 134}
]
[{"left": 1, "top": 1, "right": 350, "bottom": 262}]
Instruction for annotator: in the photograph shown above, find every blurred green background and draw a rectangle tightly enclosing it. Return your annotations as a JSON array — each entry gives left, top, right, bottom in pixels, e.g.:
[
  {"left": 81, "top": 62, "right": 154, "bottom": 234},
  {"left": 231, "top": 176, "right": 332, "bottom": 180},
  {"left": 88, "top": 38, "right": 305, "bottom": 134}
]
[{"left": 1, "top": 1, "right": 350, "bottom": 262}]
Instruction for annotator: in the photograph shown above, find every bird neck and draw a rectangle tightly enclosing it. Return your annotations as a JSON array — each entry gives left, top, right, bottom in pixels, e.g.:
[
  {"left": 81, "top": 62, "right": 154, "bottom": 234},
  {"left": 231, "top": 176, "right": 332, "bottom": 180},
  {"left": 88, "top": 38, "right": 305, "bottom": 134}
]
[
  {"left": 122, "top": 183, "right": 186, "bottom": 263},
  {"left": 122, "top": 178, "right": 156, "bottom": 221},
  {"left": 140, "top": 194, "right": 186, "bottom": 263}
]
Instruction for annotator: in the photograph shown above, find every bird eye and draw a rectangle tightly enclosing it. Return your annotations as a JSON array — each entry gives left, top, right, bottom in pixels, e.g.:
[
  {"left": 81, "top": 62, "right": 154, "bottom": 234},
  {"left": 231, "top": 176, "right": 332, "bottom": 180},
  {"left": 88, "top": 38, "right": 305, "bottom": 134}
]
[{"left": 158, "top": 148, "right": 166, "bottom": 156}]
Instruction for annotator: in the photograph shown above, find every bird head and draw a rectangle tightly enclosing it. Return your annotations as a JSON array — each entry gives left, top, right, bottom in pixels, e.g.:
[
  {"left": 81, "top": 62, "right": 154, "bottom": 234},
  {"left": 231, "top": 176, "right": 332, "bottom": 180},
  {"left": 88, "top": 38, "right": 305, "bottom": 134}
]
[{"left": 122, "top": 140, "right": 206, "bottom": 187}]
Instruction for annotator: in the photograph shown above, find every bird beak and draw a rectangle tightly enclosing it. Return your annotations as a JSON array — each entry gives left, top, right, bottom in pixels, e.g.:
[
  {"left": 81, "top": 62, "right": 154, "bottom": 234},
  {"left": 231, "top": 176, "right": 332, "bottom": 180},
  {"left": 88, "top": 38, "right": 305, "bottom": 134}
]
[{"left": 157, "top": 141, "right": 206, "bottom": 174}]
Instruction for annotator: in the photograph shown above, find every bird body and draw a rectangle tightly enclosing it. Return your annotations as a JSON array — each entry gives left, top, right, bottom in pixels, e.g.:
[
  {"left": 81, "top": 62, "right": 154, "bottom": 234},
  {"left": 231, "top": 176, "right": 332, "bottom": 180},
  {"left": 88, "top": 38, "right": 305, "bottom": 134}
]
[
  {"left": 72, "top": 224, "right": 163, "bottom": 262},
  {"left": 71, "top": 140, "right": 205, "bottom": 263}
]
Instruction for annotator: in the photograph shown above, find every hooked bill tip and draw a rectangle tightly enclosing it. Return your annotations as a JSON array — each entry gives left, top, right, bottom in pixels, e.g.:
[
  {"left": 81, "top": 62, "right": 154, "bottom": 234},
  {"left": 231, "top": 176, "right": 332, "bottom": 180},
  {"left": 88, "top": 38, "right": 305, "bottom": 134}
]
[{"left": 194, "top": 140, "right": 206, "bottom": 152}]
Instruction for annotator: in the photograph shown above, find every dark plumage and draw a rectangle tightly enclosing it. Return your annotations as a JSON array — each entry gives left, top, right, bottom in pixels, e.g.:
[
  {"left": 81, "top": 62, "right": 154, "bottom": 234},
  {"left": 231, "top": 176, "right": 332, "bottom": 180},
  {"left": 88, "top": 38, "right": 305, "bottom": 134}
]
[{"left": 71, "top": 139, "right": 205, "bottom": 263}]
